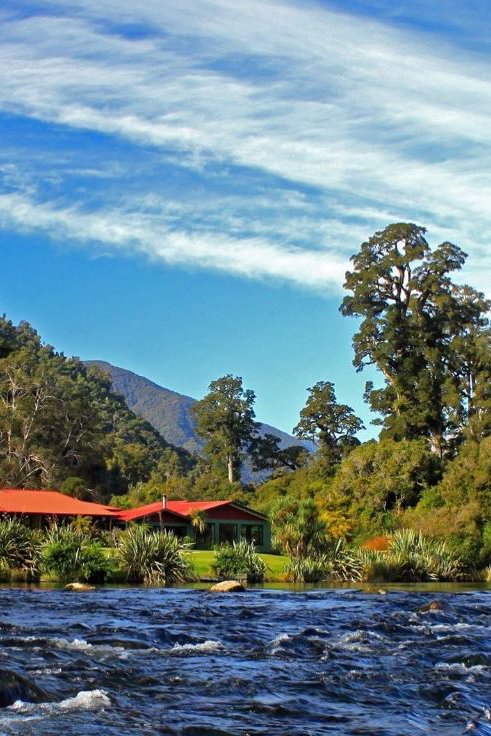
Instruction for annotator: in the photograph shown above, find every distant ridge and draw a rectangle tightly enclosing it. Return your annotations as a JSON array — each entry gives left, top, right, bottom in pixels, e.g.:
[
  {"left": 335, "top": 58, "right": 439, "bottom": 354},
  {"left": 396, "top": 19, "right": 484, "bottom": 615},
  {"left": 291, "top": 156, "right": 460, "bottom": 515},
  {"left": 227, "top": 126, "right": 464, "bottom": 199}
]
[{"left": 85, "top": 361, "right": 312, "bottom": 460}]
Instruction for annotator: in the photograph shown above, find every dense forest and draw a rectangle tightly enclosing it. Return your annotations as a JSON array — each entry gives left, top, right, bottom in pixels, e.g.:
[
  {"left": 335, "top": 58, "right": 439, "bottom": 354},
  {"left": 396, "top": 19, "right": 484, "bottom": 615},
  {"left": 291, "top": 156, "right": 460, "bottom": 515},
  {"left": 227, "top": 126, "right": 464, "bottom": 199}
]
[
  {"left": 0, "top": 316, "right": 194, "bottom": 503},
  {"left": 2, "top": 223, "right": 491, "bottom": 570}
]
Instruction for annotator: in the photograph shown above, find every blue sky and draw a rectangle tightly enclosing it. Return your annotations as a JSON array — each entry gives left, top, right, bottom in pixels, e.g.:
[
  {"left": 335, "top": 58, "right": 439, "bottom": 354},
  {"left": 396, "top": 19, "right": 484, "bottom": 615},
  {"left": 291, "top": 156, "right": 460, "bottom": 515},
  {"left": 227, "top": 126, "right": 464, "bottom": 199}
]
[{"left": 1, "top": 0, "right": 490, "bottom": 439}]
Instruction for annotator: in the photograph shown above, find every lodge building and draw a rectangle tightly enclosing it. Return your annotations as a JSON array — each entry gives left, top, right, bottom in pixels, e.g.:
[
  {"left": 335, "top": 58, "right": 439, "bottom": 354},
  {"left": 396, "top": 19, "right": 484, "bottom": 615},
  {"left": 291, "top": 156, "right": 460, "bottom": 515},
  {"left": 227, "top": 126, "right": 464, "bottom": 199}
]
[
  {"left": 119, "top": 498, "right": 271, "bottom": 551},
  {"left": 0, "top": 489, "right": 271, "bottom": 552}
]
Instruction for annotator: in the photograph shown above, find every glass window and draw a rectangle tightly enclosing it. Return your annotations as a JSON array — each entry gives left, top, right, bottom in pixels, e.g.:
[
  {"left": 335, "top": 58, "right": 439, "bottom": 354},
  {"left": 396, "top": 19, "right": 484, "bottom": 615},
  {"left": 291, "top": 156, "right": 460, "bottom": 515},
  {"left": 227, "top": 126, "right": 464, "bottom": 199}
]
[
  {"left": 195, "top": 523, "right": 213, "bottom": 549},
  {"left": 219, "top": 523, "right": 238, "bottom": 544},
  {"left": 240, "top": 524, "right": 263, "bottom": 546}
]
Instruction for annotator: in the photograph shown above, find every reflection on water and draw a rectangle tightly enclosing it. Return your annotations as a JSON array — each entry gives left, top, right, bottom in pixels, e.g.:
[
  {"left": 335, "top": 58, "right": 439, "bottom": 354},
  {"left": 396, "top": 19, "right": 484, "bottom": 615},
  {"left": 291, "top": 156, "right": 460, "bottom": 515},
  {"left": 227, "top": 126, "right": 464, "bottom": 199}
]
[{"left": 0, "top": 585, "right": 490, "bottom": 734}]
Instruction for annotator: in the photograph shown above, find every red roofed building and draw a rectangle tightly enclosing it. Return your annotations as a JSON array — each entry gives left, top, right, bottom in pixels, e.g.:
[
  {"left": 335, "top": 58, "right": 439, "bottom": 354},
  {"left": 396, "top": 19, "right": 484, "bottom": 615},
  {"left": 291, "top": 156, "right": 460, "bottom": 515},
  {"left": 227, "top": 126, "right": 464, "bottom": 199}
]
[
  {"left": 0, "top": 489, "right": 119, "bottom": 528},
  {"left": 117, "top": 498, "right": 271, "bottom": 551},
  {"left": 0, "top": 489, "right": 271, "bottom": 550}
]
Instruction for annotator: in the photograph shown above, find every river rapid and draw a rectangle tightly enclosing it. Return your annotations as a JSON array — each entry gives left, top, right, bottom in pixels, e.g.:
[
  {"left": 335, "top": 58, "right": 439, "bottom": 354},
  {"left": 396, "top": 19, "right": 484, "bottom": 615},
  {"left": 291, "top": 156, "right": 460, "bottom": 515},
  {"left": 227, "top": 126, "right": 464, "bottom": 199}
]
[{"left": 0, "top": 586, "right": 490, "bottom": 735}]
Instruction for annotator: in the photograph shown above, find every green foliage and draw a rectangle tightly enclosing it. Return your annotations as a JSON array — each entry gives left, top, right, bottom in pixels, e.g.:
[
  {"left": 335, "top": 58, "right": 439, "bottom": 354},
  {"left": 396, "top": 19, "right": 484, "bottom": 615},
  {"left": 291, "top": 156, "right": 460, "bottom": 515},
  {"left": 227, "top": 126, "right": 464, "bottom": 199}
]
[
  {"left": 361, "top": 529, "right": 462, "bottom": 582},
  {"left": 417, "top": 487, "right": 445, "bottom": 510},
  {"left": 189, "top": 509, "right": 207, "bottom": 535},
  {"left": 213, "top": 540, "right": 267, "bottom": 583},
  {"left": 436, "top": 437, "right": 491, "bottom": 513},
  {"left": 445, "top": 534, "right": 482, "bottom": 571},
  {"left": 284, "top": 555, "right": 330, "bottom": 583},
  {"left": 116, "top": 525, "right": 196, "bottom": 585},
  {"left": 69, "top": 515, "right": 100, "bottom": 539},
  {"left": 341, "top": 223, "right": 491, "bottom": 452},
  {"left": 60, "top": 477, "right": 92, "bottom": 501},
  {"left": 0, "top": 518, "right": 40, "bottom": 580},
  {"left": 294, "top": 381, "right": 364, "bottom": 470},
  {"left": 41, "top": 525, "right": 112, "bottom": 583},
  {"left": 272, "top": 496, "right": 330, "bottom": 558},
  {"left": 284, "top": 539, "right": 364, "bottom": 583},
  {"left": 193, "top": 375, "right": 258, "bottom": 483},
  {"left": 250, "top": 433, "right": 308, "bottom": 474},
  {"left": 0, "top": 315, "right": 189, "bottom": 501},
  {"left": 324, "top": 538, "right": 365, "bottom": 581},
  {"left": 323, "top": 438, "right": 440, "bottom": 538}
]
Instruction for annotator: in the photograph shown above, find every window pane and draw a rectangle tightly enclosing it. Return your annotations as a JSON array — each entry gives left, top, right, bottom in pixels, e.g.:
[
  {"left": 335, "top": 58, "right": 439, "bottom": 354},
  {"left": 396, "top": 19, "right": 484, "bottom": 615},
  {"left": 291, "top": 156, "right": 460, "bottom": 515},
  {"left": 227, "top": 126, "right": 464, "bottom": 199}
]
[
  {"left": 240, "top": 524, "right": 263, "bottom": 546},
  {"left": 219, "top": 523, "right": 237, "bottom": 544}
]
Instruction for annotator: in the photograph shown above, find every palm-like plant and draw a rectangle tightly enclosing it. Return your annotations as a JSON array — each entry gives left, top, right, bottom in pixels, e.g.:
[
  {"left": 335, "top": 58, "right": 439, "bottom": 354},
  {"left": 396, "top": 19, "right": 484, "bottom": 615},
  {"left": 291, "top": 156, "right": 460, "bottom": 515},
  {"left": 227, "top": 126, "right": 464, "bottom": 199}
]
[
  {"left": 189, "top": 510, "right": 207, "bottom": 536},
  {"left": 0, "top": 518, "right": 41, "bottom": 580},
  {"left": 116, "top": 525, "right": 196, "bottom": 585},
  {"left": 361, "top": 529, "right": 462, "bottom": 582}
]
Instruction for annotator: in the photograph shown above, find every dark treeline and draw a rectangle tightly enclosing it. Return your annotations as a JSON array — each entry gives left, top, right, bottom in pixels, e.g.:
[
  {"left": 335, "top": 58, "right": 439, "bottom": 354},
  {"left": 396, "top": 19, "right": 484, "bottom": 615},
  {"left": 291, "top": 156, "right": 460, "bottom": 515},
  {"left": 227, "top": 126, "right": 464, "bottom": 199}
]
[{"left": 0, "top": 316, "right": 194, "bottom": 503}]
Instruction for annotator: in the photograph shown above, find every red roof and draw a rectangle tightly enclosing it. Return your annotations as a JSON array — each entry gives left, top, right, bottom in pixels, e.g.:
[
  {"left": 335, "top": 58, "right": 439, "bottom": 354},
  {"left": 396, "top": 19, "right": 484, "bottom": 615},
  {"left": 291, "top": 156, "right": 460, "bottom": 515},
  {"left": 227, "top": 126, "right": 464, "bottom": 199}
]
[
  {"left": 119, "top": 501, "right": 189, "bottom": 522},
  {"left": 168, "top": 500, "right": 233, "bottom": 514},
  {"left": 0, "top": 489, "right": 119, "bottom": 517},
  {"left": 117, "top": 499, "right": 267, "bottom": 522},
  {"left": 118, "top": 499, "right": 231, "bottom": 522}
]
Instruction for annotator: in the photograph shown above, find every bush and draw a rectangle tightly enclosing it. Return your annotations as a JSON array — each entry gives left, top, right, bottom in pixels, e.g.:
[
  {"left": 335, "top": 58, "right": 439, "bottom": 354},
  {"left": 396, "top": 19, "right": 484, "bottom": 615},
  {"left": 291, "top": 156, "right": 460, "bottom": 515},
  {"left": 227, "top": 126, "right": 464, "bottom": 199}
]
[
  {"left": 284, "top": 539, "right": 364, "bottom": 583},
  {"left": 361, "top": 529, "right": 462, "bottom": 582},
  {"left": 326, "top": 539, "right": 364, "bottom": 581},
  {"left": 116, "top": 525, "right": 196, "bottom": 585},
  {"left": 41, "top": 525, "right": 112, "bottom": 583},
  {"left": 0, "top": 518, "right": 40, "bottom": 581},
  {"left": 213, "top": 540, "right": 267, "bottom": 583},
  {"left": 284, "top": 555, "right": 329, "bottom": 583},
  {"left": 445, "top": 533, "right": 481, "bottom": 571}
]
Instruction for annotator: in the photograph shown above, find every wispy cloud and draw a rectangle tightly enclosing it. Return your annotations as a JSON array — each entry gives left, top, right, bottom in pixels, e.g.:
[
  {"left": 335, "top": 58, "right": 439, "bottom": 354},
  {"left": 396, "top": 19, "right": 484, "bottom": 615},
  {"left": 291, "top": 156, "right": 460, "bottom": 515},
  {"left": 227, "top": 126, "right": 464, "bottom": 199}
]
[
  {"left": 0, "top": 192, "right": 348, "bottom": 289},
  {"left": 1, "top": 0, "right": 490, "bottom": 292}
]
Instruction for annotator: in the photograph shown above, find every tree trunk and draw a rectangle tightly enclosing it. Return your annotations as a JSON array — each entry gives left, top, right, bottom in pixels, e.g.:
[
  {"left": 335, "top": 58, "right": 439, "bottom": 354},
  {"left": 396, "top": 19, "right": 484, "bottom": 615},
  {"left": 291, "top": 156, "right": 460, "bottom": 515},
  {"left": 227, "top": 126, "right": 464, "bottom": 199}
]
[{"left": 227, "top": 455, "right": 235, "bottom": 484}]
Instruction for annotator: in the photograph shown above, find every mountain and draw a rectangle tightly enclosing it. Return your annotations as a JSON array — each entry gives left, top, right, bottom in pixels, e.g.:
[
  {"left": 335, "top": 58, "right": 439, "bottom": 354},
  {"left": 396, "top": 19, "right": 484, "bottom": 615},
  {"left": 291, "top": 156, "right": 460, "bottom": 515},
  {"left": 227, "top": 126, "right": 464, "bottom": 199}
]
[{"left": 85, "top": 361, "right": 312, "bottom": 458}]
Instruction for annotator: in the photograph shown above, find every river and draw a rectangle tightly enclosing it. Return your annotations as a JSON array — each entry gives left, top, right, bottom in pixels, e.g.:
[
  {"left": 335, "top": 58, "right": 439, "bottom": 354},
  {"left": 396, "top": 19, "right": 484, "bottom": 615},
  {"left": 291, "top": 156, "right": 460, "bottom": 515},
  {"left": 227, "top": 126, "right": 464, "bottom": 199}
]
[{"left": 0, "top": 585, "right": 490, "bottom": 735}]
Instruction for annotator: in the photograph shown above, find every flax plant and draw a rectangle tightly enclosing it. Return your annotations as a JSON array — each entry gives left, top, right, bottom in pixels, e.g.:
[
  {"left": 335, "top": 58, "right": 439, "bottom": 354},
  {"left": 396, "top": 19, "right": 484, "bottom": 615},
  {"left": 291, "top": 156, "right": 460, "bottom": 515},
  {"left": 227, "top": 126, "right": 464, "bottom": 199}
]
[
  {"left": 116, "top": 525, "right": 196, "bottom": 585},
  {"left": 0, "top": 517, "right": 41, "bottom": 581}
]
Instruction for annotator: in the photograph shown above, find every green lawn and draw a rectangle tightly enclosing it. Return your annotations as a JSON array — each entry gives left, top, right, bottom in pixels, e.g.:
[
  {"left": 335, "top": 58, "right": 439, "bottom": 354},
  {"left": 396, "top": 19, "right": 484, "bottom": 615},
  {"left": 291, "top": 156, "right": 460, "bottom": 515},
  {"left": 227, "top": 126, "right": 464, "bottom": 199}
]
[{"left": 186, "top": 550, "right": 288, "bottom": 581}]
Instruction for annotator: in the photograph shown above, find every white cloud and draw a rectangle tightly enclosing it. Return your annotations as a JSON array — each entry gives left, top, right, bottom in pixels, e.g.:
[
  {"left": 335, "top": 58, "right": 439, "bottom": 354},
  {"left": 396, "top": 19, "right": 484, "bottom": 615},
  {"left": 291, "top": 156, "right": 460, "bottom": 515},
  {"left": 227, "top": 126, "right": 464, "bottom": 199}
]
[
  {"left": 0, "top": 0, "right": 490, "bottom": 291},
  {"left": 0, "top": 192, "right": 348, "bottom": 290}
]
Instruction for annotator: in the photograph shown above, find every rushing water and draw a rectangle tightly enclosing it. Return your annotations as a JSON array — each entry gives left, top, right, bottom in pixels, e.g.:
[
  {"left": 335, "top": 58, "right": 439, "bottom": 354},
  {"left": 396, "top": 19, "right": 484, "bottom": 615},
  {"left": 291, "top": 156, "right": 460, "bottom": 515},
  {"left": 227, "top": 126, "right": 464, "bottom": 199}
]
[{"left": 0, "top": 586, "right": 491, "bottom": 735}]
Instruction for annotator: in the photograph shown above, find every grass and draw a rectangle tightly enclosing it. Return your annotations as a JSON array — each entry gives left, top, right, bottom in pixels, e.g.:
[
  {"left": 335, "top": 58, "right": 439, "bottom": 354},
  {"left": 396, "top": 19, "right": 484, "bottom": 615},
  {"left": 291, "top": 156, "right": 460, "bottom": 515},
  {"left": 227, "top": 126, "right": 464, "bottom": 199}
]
[{"left": 186, "top": 550, "right": 288, "bottom": 581}]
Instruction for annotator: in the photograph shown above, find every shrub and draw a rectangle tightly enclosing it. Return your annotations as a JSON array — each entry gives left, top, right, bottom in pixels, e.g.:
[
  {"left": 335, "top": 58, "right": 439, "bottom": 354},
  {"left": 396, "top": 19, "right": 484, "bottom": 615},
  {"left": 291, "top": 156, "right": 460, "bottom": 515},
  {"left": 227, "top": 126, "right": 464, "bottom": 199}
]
[
  {"left": 359, "top": 552, "right": 403, "bottom": 583},
  {"left": 284, "top": 555, "right": 330, "bottom": 583},
  {"left": 213, "top": 540, "right": 267, "bottom": 583},
  {"left": 326, "top": 538, "right": 364, "bottom": 581},
  {"left": 445, "top": 533, "right": 481, "bottom": 571},
  {"left": 0, "top": 518, "right": 41, "bottom": 581},
  {"left": 116, "top": 525, "right": 196, "bottom": 585},
  {"left": 361, "top": 529, "right": 462, "bottom": 582},
  {"left": 41, "top": 525, "right": 112, "bottom": 583},
  {"left": 284, "top": 539, "right": 364, "bottom": 583}
]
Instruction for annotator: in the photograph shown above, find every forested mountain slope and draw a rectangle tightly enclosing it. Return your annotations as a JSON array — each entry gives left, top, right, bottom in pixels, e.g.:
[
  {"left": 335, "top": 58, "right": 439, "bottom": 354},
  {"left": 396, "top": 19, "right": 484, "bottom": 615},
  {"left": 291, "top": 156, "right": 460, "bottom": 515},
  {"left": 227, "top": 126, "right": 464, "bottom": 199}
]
[
  {"left": 85, "top": 361, "right": 312, "bottom": 457},
  {"left": 0, "top": 317, "right": 191, "bottom": 501}
]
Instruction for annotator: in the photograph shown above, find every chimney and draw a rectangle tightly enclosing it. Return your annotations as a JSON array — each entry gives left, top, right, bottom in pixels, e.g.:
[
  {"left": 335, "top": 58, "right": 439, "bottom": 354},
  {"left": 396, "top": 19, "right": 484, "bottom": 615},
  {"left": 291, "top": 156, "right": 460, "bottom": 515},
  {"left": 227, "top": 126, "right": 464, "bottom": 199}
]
[{"left": 162, "top": 494, "right": 167, "bottom": 509}]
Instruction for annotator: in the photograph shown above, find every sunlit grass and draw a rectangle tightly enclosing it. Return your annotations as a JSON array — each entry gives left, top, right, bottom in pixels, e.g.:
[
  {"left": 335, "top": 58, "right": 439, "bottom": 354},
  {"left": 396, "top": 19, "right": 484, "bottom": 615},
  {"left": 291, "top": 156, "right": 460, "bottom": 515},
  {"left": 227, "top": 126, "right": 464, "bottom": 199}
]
[{"left": 186, "top": 550, "right": 288, "bottom": 580}]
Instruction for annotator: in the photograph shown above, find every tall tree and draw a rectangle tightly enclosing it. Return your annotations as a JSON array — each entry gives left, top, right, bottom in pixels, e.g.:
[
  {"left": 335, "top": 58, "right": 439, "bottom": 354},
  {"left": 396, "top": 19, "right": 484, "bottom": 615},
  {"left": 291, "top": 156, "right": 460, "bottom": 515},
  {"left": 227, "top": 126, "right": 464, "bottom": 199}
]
[
  {"left": 340, "top": 223, "right": 490, "bottom": 454},
  {"left": 293, "top": 381, "right": 364, "bottom": 469},
  {"left": 192, "top": 374, "right": 258, "bottom": 483},
  {"left": 0, "top": 316, "right": 190, "bottom": 498},
  {"left": 250, "top": 433, "right": 308, "bottom": 474}
]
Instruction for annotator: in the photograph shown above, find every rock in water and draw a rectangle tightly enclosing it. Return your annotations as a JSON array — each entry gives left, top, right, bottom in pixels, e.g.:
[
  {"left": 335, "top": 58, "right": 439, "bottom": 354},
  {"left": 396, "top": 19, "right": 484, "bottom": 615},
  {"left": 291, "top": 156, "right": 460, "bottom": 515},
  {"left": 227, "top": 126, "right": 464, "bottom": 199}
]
[
  {"left": 419, "top": 599, "right": 446, "bottom": 613},
  {"left": 209, "top": 580, "right": 246, "bottom": 593},
  {"left": 0, "top": 668, "right": 47, "bottom": 707},
  {"left": 64, "top": 582, "right": 96, "bottom": 592}
]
